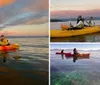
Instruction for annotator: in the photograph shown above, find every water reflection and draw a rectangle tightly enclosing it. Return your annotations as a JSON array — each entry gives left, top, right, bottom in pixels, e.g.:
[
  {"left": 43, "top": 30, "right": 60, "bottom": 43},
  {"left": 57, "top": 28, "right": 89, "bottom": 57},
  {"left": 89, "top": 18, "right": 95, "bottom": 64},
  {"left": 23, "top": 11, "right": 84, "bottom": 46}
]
[
  {"left": 58, "top": 54, "right": 90, "bottom": 63},
  {"left": 61, "top": 54, "right": 64, "bottom": 59},
  {"left": 0, "top": 51, "right": 21, "bottom": 64},
  {"left": 51, "top": 32, "right": 100, "bottom": 42}
]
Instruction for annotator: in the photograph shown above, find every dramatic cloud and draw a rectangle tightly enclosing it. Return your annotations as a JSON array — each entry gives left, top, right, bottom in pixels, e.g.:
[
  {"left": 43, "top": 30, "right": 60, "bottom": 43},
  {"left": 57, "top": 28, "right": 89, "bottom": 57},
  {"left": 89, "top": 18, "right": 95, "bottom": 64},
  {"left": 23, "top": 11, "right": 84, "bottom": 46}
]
[{"left": 0, "top": 0, "right": 48, "bottom": 29}]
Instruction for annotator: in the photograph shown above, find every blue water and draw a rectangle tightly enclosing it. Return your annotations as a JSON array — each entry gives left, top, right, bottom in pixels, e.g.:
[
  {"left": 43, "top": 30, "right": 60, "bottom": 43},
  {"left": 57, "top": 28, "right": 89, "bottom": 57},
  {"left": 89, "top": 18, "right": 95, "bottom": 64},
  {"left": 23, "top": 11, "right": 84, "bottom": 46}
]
[{"left": 51, "top": 49, "right": 100, "bottom": 85}]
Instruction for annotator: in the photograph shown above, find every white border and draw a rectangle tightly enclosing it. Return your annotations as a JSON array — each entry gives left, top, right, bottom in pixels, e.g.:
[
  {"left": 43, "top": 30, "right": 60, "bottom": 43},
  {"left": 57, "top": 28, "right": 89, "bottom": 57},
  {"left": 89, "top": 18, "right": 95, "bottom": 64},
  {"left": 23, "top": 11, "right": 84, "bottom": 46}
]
[
  {"left": 49, "top": 0, "right": 50, "bottom": 84},
  {"left": 50, "top": 42, "right": 100, "bottom": 44}
]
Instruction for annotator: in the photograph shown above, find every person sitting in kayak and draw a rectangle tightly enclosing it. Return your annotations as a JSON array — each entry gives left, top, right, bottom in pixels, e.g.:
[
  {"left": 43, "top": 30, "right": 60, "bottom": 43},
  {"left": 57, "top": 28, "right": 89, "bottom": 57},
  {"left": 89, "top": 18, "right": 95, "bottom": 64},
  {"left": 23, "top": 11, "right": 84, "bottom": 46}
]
[
  {"left": 73, "top": 48, "right": 79, "bottom": 55},
  {"left": 0, "top": 35, "right": 10, "bottom": 46},
  {"left": 86, "top": 17, "right": 95, "bottom": 27},
  {"left": 77, "top": 15, "right": 84, "bottom": 24},
  {"left": 68, "top": 15, "right": 84, "bottom": 30},
  {"left": 61, "top": 49, "right": 64, "bottom": 54},
  {"left": 61, "top": 49, "right": 64, "bottom": 59},
  {"left": 73, "top": 48, "right": 79, "bottom": 62}
]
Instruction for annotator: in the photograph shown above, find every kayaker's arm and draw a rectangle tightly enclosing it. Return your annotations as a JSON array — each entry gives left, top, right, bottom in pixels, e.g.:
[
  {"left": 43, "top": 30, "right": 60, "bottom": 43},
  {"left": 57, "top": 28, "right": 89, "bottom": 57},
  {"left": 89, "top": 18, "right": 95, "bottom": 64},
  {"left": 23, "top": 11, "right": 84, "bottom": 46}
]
[{"left": 86, "top": 20, "right": 89, "bottom": 25}]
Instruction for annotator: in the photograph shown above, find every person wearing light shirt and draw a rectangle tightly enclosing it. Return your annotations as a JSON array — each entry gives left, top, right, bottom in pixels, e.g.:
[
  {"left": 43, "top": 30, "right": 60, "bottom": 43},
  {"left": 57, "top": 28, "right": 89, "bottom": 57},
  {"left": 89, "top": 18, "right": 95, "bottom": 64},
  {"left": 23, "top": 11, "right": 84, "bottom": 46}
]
[
  {"left": 68, "top": 15, "right": 84, "bottom": 30},
  {"left": 86, "top": 17, "right": 95, "bottom": 27}
]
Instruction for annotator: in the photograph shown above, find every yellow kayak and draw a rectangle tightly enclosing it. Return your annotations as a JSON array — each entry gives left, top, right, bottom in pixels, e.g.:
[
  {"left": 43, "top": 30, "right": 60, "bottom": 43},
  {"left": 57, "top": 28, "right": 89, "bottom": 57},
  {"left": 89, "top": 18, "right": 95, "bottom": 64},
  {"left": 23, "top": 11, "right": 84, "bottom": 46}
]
[{"left": 51, "top": 26, "right": 100, "bottom": 37}]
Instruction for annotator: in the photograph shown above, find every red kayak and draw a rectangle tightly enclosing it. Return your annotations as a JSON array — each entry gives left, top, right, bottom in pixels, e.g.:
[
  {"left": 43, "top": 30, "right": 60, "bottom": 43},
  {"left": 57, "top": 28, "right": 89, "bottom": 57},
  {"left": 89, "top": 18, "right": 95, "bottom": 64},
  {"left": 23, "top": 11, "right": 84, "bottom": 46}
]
[
  {"left": 56, "top": 52, "right": 71, "bottom": 55},
  {"left": 65, "top": 53, "right": 74, "bottom": 57},
  {"left": 56, "top": 52, "right": 90, "bottom": 58}
]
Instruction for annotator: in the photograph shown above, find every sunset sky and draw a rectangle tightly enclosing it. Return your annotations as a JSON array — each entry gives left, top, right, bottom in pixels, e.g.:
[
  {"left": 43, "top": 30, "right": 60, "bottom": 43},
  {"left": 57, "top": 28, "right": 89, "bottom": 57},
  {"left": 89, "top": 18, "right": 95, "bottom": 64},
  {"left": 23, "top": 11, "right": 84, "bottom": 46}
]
[
  {"left": 51, "top": 0, "right": 100, "bottom": 18},
  {"left": 0, "top": 0, "right": 48, "bottom": 36}
]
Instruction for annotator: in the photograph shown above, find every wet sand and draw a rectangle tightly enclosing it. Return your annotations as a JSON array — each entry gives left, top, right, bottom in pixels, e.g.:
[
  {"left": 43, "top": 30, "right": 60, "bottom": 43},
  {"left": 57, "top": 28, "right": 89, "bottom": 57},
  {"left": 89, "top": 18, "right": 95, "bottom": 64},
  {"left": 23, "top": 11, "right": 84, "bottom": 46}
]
[{"left": 0, "top": 67, "right": 48, "bottom": 85}]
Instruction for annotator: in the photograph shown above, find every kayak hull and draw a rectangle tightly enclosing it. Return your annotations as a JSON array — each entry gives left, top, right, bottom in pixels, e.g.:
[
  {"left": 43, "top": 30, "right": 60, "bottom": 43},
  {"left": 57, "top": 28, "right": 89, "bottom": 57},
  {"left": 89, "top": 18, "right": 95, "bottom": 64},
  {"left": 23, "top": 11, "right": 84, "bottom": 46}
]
[
  {"left": 51, "top": 26, "right": 100, "bottom": 37},
  {"left": 65, "top": 53, "right": 90, "bottom": 58},
  {"left": 0, "top": 44, "right": 19, "bottom": 52},
  {"left": 76, "top": 53, "right": 90, "bottom": 58}
]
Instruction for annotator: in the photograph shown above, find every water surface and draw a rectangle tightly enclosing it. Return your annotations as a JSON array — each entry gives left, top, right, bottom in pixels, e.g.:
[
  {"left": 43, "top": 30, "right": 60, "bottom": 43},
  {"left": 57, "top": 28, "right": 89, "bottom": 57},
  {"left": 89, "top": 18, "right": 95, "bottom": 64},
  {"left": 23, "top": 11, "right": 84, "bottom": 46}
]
[
  {"left": 0, "top": 37, "right": 48, "bottom": 85},
  {"left": 51, "top": 49, "right": 100, "bottom": 85}
]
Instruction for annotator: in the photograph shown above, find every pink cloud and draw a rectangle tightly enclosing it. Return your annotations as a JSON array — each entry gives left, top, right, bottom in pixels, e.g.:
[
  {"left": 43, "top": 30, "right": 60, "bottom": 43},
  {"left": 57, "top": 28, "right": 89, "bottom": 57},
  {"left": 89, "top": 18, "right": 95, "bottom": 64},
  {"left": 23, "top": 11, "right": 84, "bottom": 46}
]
[
  {"left": 23, "top": 0, "right": 48, "bottom": 12},
  {"left": 51, "top": 9, "right": 100, "bottom": 18},
  {"left": 0, "top": 31, "right": 16, "bottom": 35}
]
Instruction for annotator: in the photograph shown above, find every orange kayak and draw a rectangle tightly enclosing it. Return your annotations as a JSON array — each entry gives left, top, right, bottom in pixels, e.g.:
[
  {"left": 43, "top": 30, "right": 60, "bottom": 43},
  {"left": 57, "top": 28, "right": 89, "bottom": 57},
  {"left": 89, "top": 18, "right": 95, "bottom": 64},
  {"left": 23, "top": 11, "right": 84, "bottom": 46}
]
[
  {"left": 76, "top": 53, "right": 90, "bottom": 58},
  {"left": 0, "top": 44, "right": 19, "bottom": 52},
  {"left": 65, "top": 53, "right": 90, "bottom": 58}
]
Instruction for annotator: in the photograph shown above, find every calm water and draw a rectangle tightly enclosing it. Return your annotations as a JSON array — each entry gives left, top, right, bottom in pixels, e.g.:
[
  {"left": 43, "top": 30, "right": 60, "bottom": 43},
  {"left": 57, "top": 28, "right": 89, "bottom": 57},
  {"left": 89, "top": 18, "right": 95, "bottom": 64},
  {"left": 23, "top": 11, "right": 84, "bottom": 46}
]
[
  {"left": 0, "top": 37, "right": 48, "bottom": 85},
  {"left": 51, "top": 20, "right": 100, "bottom": 42},
  {"left": 51, "top": 49, "right": 100, "bottom": 85}
]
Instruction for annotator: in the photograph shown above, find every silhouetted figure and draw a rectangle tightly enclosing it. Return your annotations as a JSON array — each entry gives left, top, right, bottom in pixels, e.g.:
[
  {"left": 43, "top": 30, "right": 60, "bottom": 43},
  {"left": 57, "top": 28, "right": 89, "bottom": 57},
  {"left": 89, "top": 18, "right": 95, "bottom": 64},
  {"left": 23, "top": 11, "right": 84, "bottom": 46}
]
[
  {"left": 61, "top": 49, "right": 64, "bottom": 54},
  {"left": 73, "top": 48, "right": 78, "bottom": 63},
  {"left": 61, "top": 49, "right": 64, "bottom": 59}
]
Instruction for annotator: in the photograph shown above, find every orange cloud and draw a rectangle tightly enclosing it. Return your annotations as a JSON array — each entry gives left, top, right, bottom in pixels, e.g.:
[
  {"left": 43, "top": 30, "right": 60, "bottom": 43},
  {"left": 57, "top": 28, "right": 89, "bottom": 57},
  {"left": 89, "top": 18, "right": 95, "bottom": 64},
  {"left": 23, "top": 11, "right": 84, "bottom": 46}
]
[{"left": 0, "top": 0, "right": 15, "bottom": 7}]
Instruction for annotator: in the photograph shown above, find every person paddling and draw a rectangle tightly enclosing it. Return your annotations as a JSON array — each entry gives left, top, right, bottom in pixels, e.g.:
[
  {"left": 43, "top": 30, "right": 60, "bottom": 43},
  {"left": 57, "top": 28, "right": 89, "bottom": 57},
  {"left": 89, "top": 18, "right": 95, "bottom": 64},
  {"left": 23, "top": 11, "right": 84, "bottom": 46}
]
[
  {"left": 61, "top": 49, "right": 64, "bottom": 54},
  {"left": 73, "top": 48, "right": 79, "bottom": 55},
  {"left": 61, "top": 49, "right": 64, "bottom": 59},
  {"left": 68, "top": 15, "right": 84, "bottom": 30},
  {"left": 73, "top": 48, "right": 79, "bottom": 62},
  {"left": 0, "top": 35, "right": 10, "bottom": 46}
]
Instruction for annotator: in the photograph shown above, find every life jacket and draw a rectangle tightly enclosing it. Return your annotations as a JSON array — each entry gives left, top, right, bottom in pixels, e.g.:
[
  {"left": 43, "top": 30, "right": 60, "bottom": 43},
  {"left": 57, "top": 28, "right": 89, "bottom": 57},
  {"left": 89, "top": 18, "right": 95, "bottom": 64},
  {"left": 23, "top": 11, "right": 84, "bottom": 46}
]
[{"left": 0, "top": 38, "right": 9, "bottom": 45}]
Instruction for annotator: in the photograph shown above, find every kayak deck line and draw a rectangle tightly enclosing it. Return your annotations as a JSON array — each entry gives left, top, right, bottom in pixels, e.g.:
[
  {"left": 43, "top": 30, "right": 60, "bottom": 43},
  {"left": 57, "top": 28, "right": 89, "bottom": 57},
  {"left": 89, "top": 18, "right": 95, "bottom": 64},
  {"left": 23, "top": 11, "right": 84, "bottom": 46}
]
[{"left": 51, "top": 26, "right": 100, "bottom": 37}]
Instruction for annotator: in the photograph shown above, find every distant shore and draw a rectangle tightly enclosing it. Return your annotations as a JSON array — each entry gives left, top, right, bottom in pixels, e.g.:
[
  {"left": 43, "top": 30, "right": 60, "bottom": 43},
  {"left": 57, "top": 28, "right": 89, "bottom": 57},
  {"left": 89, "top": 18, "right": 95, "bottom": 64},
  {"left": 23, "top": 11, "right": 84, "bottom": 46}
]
[
  {"left": 6, "top": 36, "right": 48, "bottom": 38},
  {"left": 51, "top": 17, "right": 100, "bottom": 22}
]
